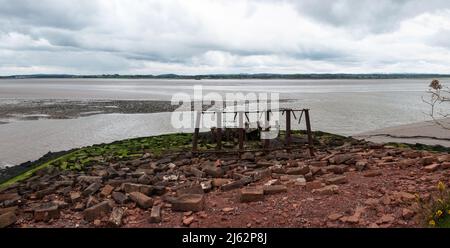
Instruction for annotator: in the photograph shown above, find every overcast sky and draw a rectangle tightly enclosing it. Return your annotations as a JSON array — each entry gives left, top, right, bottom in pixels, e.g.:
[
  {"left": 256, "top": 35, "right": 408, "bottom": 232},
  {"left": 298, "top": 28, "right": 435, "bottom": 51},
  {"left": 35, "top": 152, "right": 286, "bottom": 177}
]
[{"left": 1, "top": 0, "right": 450, "bottom": 75}]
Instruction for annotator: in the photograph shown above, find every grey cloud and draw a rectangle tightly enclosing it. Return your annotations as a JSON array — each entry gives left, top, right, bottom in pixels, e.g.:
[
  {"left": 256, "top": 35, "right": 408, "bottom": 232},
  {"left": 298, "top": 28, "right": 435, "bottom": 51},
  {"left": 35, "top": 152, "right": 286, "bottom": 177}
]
[
  {"left": 0, "top": 0, "right": 450, "bottom": 75},
  {"left": 0, "top": 0, "right": 99, "bottom": 30},
  {"left": 288, "top": 0, "right": 450, "bottom": 33}
]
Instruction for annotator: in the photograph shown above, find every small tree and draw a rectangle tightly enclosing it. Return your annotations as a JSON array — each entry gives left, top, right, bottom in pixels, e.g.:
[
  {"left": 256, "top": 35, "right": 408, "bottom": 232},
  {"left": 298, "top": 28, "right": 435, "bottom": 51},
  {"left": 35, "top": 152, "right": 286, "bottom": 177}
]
[{"left": 424, "top": 79, "right": 450, "bottom": 130}]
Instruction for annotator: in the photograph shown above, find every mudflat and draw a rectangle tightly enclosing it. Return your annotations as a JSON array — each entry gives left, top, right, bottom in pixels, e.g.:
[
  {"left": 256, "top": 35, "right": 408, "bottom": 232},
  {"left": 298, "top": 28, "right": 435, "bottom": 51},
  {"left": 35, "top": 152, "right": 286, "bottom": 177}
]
[
  {"left": 354, "top": 118, "right": 450, "bottom": 147},
  {"left": 0, "top": 100, "right": 179, "bottom": 124}
]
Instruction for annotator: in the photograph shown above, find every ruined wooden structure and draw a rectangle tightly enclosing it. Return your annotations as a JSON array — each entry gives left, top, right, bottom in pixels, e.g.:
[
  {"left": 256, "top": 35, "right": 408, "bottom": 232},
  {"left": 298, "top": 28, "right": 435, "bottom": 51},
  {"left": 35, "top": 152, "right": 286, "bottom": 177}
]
[{"left": 192, "top": 108, "right": 314, "bottom": 156}]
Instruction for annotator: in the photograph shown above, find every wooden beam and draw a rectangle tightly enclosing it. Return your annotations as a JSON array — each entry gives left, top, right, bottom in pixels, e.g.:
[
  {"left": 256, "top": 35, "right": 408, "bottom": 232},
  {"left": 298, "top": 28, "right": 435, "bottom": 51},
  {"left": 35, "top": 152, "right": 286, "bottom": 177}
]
[
  {"left": 192, "top": 111, "right": 201, "bottom": 153},
  {"left": 238, "top": 112, "right": 244, "bottom": 152},
  {"left": 285, "top": 109, "right": 292, "bottom": 147},
  {"left": 304, "top": 109, "right": 314, "bottom": 156}
]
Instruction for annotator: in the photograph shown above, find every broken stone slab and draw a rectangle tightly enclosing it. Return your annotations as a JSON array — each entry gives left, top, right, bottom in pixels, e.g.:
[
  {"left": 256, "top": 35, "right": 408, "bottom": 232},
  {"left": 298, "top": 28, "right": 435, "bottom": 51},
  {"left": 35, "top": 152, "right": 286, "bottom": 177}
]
[
  {"left": 437, "top": 154, "right": 450, "bottom": 162},
  {"left": 156, "top": 157, "right": 172, "bottom": 165},
  {"left": 263, "top": 185, "right": 287, "bottom": 195},
  {"left": 129, "top": 192, "right": 153, "bottom": 209},
  {"left": 1, "top": 195, "right": 21, "bottom": 207},
  {"left": 36, "top": 186, "right": 56, "bottom": 199},
  {"left": 309, "top": 161, "right": 328, "bottom": 167},
  {"left": 69, "top": 192, "right": 82, "bottom": 203},
  {"left": 0, "top": 193, "right": 20, "bottom": 203},
  {"left": 355, "top": 160, "right": 368, "bottom": 171},
  {"left": 326, "top": 176, "right": 348, "bottom": 185},
  {"left": 240, "top": 187, "right": 264, "bottom": 202},
  {"left": 100, "top": 185, "right": 115, "bottom": 198},
  {"left": 241, "top": 152, "right": 255, "bottom": 161},
  {"left": 326, "top": 165, "right": 348, "bottom": 174},
  {"left": 212, "top": 178, "right": 231, "bottom": 188},
  {"left": 221, "top": 177, "right": 252, "bottom": 191},
  {"left": 107, "top": 179, "right": 138, "bottom": 187},
  {"left": 83, "top": 201, "right": 112, "bottom": 222},
  {"left": 106, "top": 167, "right": 119, "bottom": 178},
  {"left": 330, "top": 154, "right": 353, "bottom": 165},
  {"left": 183, "top": 216, "right": 195, "bottom": 226},
  {"left": 34, "top": 203, "right": 60, "bottom": 222},
  {"left": 377, "top": 162, "right": 397, "bottom": 167},
  {"left": 162, "top": 174, "right": 179, "bottom": 181},
  {"left": 175, "top": 159, "right": 191, "bottom": 166},
  {"left": 93, "top": 169, "right": 109, "bottom": 178},
  {"left": 312, "top": 185, "right": 339, "bottom": 195},
  {"left": 403, "top": 150, "right": 422, "bottom": 159},
  {"left": 52, "top": 199, "right": 69, "bottom": 209},
  {"left": 398, "top": 159, "right": 416, "bottom": 169},
  {"left": 87, "top": 196, "right": 100, "bottom": 208},
  {"left": 376, "top": 214, "right": 395, "bottom": 224},
  {"left": 74, "top": 202, "right": 85, "bottom": 211},
  {"left": 187, "top": 167, "right": 205, "bottom": 178},
  {"left": 442, "top": 162, "right": 450, "bottom": 169},
  {"left": 341, "top": 206, "right": 365, "bottom": 224},
  {"left": 112, "top": 192, "right": 128, "bottom": 205},
  {"left": 152, "top": 185, "right": 166, "bottom": 196},
  {"left": 177, "top": 184, "right": 204, "bottom": 196},
  {"left": 122, "top": 183, "right": 154, "bottom": 196},
  {"left": 256, "top": 161, "right": 273, "bottom": 168},
  {"left": 286, "top": 165, "right": 310, "bottom": 175},
  {"left": 394, "top": 191, "right": 416, "bottom": 202},
  {"left": 56, "top": 186, "right": 72, "bottom": 196},
  {"left": 305, "top": 181, "right": 323, "bottom": 191},
  {"left": 203, "top": 166, "right": 224, "bottom": 178},
  {"left": 54, "top": 180, "right": 74, "bottom": 188},
  {"left": 424, "top": 163, "right": 440, "bottom": 172},
  {"left": 402, "top": 208, "right": 415, "bottom": 219},
  {"left": 136, "top": 174, "right": 151, "bottom": 185},
  {"left": 77, "top": 176, "right": 102, "bottom": 185},
  {"left": 310, "top": 166, "right": 325, "bottom": 176},
  {"left": 136, "top": 168, "right": 154, "bottom": 175},
  {"left": 108, "top": 207, "right": 124, "bottom": 227},
  {"left": 0, "top": 206, "right": 17, "bottom": 215},
  {"left": 328, "top": 213, "right": 343, "bottom": 221},
  {"left": 246, "top": 168, "right": 271, "bottom": 182},
  {"left": 0, "top": 211, "right": 16, "bottom": 228},
  {"left": 172, "top": 194, "right": 205, "bottom": 212},
  {"left": 149, "top": 205, "right": 162, "bottom": 223},
  {"left": 82, "top": 182, "right": 101, "bottom": 197},
  {"left": 270, "top": 165, "right": 286, "bottom": 174},
  {"left": 363, "top": 170, "right": 382, "bottom": 177},
  {"left": 279, "top": 175, "right": 306, "bottom": 185},
  {"left": 200, "top": 181, "right": 212, "bottom": 192},
  {"left": 274, "top": 151, "right": 290, "bottom": 160},
  {"left": 420, "top": 156, "right": 438, "bottom": 166}
]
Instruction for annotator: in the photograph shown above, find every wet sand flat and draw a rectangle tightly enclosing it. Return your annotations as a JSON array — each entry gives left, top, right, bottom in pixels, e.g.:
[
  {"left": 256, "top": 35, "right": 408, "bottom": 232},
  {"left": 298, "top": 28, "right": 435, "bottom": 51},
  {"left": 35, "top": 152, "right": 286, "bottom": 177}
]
[{"left": 354, "top": 118, "right": 450, "bottom": 147}]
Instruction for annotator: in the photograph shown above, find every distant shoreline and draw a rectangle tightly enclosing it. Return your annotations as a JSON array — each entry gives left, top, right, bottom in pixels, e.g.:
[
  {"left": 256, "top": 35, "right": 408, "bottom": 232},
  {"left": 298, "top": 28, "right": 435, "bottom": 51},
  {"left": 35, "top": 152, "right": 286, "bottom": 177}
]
[{"left": 1, "top": 73, "right": 450, "bottom": 80}]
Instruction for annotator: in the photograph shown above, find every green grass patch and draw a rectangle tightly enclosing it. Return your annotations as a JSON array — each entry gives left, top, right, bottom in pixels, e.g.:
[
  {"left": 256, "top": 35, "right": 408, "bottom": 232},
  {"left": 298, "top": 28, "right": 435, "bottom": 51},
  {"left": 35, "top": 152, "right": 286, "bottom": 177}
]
[
  {"left": 0, "top": 132, "right": 192, "bottom": 189},
  {"left": 385, "top": 142, "right": 450, "bottom": 153}
]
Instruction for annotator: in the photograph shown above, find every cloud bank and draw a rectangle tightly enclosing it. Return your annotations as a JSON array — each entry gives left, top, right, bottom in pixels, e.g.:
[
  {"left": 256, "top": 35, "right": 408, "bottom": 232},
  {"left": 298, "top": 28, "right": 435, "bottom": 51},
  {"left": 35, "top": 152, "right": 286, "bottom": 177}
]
[{"left": 0, "top": 0, "right": 450, "bottom": 75}]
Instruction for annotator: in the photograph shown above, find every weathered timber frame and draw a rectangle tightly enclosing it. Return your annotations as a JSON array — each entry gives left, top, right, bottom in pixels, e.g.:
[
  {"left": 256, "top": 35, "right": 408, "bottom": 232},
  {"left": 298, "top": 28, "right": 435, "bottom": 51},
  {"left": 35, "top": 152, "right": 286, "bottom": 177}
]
[{"left": 192, "top": 108, "right": 314, "bottom": 156}]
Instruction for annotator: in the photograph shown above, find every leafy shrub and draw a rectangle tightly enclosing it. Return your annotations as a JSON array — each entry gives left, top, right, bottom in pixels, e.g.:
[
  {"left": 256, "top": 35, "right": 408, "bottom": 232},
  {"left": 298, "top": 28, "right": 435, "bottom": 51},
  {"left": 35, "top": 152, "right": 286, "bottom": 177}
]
[{"left": 417, "top": 182, "right": 450, "bottom": 228}]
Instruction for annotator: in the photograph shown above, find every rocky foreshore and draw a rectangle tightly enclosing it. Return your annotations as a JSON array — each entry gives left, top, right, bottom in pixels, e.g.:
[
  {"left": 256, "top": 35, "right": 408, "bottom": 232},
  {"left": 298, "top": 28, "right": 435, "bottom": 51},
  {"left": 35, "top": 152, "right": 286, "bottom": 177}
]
[{"left": 1, "top": 133, "right": 450, "bottom": 228}]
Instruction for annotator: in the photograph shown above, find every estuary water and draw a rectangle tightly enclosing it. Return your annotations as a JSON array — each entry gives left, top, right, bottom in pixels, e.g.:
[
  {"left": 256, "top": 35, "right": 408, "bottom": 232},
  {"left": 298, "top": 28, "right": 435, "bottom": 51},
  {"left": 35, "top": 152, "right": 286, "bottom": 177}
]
[{"left": 0, "top": 78, "right": 439, "bottom": 167}]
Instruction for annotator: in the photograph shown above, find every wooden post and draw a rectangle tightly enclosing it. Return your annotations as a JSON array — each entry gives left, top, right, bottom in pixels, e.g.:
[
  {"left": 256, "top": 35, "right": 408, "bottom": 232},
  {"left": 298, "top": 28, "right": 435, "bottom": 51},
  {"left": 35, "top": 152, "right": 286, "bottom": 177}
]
[
  {"left": 264, "top": 110, "right": 270, "bottom": 150},
  {"left": 216, "top": 111, "right": 222, "bottom": 150},
  {"left": 238, "top": 111, "right": 244, "bottom": 152},
  {"left": 304, "top": 109, "right": 314, "bottom": 156},
  {"left": 285, "top": 109, "right": 291, "bottom": 148},
  {"left": 192, "top": 111, "right": 201, "bottom": 154}
]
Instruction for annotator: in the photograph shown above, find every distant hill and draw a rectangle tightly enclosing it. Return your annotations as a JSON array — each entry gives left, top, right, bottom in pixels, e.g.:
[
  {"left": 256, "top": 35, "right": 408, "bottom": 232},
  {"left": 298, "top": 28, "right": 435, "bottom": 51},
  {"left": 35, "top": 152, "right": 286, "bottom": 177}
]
[{"left": 1, "top": 73, "right": 450, "bottom": 80}]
